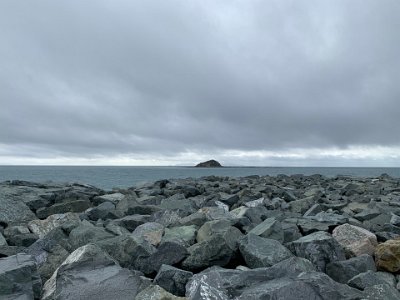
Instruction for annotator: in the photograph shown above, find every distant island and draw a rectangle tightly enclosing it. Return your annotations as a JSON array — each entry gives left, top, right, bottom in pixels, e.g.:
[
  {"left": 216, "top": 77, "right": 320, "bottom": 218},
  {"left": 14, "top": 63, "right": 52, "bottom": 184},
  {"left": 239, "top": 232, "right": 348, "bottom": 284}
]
[{"left": 195, "top": 159, "right": 223, "bottom": 167}]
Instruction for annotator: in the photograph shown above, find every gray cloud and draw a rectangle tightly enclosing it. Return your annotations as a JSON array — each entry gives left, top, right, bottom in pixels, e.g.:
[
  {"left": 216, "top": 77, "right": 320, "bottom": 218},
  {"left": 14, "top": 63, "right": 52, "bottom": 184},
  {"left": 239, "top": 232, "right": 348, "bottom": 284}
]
[{"left": 1, "top": 0, "right": 400, "bottom": 165}]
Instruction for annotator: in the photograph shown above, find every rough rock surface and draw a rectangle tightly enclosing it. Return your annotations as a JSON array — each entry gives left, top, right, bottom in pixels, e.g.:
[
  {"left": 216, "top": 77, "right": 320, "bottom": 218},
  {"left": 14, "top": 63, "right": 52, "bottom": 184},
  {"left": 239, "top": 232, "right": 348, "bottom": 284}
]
[
  {"left": 375, "top": 239, "right": 400, "bottom": 272},
  {"left": 2, "top": 174, "right": 400, "bottom": 298},
  {"left": 332, "top": 223, "right": 378, "bottom": 257}
]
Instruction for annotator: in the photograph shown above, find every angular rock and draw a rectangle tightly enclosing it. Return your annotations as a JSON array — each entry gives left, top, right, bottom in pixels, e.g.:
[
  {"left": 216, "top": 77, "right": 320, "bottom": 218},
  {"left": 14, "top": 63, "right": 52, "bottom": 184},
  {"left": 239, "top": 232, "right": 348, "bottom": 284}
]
[
  {"left": 326, "top": 254, "right": 376, "bottom": 284},
  {"left": 186, "top": 257, "right": 316, "bottom": 300},
  {"left": 132, "top": 222, "right": 164, "bottom": 246},
  {"left": 196, "top": 219, "right": 232, "bottom": 242},
  {"left": 332, "top": 223, "right": 378, "bottom": 257},
  {"left": 96, "top": 234, "right": 156, "bottom": 272},
  {"left": 0, "top": 187, "right": 37, "bottom": 225},
  {"left": 28, "top": 212, "right": 80, "bottom": 238},
  {"left": 36, "top": 199, "right": 92, "bottom": 219},
  {"left": 348, "top": 270, "right": 396, "bottom": 290},
  {"left": 248, "top": 217, "right": 284, "bottom": 243},
  {"left": 144, "top": 241, "right": 188, "bottom": 274},
  {"left": 135, "top": 285, "right": 187, "bottom": 300},
  {"left": 42, "top": 243, "right": 145, "bottom": 300},
  {"left": 238, "top": 234, "right": 293, "bottom": 268},
  {"left": 162, "top": 225, "right": 197, "bottom": 247},
  {"left": 375, "top": 239, "right": 400, "bottom": 272},
  {"left": 109, "top": 214, "right": 151, "bottom": 231},
  {"left": 287, "top": 231, "right": 346, "bottom": 272},
  {"left": 363, "top": 283, "right": 400, "bottom": 300},
  {"left": 92, "top": 192, "right": 126, "bottom": 205},
  {"left": 154, "top": 264, "right": 193, "bottom": 296},
  {"left": 182, "top": 227, "right": 242, "bottom": 271},
  {"left": 24, "top": 228, "right": 71, "bottom": 281},
  {"left": 0, "top": 254, "right": 42, "bottom": 299},
  {"left": 86, "top": 201, "right": 120, "bottom": 221},
  {"left": 68, "top": 222, "right": 115, "bottom": 250}
]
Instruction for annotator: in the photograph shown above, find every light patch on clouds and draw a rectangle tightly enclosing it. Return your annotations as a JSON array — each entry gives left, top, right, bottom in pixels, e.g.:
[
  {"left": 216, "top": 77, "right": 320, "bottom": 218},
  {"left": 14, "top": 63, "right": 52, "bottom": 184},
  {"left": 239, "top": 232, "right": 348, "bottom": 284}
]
[{"left": 0, "top": 1, "right": 400, "bottom": 166}]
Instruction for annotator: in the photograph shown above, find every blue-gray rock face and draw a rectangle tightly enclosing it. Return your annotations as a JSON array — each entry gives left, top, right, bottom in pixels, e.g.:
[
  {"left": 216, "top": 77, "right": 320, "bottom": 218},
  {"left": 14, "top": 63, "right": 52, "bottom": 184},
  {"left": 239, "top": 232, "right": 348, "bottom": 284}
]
[
  {"left": 42, "top": 243, "right": 147, "bottom": 300},
  {"left": 0, "top": 253, "right": 42, "bottom": 299},
  {"left": 287, "top": 231, "right": 346, "bottom": 272}
]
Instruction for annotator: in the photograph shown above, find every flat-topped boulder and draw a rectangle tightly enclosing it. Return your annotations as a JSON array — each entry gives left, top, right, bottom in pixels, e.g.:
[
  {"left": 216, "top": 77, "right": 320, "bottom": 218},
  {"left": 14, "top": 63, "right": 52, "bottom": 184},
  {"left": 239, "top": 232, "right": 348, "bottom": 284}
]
[{"left": 195, "top": 159, "right": 223, "bottom": 167}]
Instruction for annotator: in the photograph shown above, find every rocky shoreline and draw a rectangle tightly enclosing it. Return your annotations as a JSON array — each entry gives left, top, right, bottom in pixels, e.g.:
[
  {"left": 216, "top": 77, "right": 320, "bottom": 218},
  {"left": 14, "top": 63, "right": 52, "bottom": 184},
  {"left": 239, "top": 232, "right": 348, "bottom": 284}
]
[{"left": 1, "top": 174, "right": 400, "bottom": 299}]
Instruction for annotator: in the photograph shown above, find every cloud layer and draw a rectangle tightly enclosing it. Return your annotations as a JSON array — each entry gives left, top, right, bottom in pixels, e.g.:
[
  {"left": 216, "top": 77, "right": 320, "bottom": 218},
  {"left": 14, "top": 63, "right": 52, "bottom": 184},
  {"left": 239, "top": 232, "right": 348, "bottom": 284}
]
[{"left": 1, "top": 0, "right": 400, "bottom": 165}]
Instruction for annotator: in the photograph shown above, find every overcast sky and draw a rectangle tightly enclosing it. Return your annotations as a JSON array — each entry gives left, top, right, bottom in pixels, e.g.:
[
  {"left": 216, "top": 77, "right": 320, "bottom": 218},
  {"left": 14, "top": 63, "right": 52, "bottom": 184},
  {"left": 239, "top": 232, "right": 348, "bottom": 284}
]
[{"left": 1, "top": 0, "right": 400, "bottom": 166}]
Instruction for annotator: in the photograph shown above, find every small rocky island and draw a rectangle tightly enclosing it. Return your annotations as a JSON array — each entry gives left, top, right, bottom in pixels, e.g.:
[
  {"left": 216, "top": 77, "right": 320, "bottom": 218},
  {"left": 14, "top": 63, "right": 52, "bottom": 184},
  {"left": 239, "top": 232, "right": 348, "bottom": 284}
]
[
  {"left": 195, "top": 159, "right": 222, "bottom": 167},
  {"left": 2, "top": 174, "right": 400, "bottom": 299}
]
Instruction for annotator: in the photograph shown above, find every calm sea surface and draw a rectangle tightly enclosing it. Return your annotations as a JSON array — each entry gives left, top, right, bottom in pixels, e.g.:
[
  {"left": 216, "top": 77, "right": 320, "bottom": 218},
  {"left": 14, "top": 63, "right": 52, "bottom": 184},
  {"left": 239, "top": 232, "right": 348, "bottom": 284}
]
[{"left": 0, "top": 166, "right": 399, "bottom": 190}]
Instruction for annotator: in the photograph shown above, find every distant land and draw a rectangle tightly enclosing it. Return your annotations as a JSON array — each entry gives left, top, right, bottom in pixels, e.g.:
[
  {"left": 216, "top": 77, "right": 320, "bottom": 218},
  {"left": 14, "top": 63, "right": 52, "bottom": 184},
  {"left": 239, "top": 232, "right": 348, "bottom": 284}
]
[{"left": 195, "top": 160, "right": 223, "bottom": 168}]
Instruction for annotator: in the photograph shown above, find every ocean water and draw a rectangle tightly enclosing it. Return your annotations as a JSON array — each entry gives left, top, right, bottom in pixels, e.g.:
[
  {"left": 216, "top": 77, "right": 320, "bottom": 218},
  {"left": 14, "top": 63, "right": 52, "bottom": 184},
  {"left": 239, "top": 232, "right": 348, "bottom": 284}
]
[{"left": 0, "top": 166, "right": 399, "bottom": 190}]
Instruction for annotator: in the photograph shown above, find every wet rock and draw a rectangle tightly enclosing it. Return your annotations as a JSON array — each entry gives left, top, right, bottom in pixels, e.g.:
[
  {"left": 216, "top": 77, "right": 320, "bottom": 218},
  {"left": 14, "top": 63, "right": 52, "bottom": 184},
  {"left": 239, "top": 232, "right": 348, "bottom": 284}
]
[
  {"left": 332, "top": 223, "right": 378, "bottom": 257},
  {"left": 238, "top": 234, "right": 293, "bottom": 268},
  {"left": 287, "top": 231, "right": 346, "bottom": 272}
]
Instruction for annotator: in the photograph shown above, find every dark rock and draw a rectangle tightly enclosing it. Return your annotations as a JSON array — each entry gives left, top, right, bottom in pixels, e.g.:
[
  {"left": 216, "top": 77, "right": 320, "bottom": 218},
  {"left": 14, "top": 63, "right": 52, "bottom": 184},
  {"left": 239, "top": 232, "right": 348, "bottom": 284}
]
[
  {"left": 154, "top": 264, "right": 193, "bottom": 296},
  {"left": 36, "top": 199, "right": 92, "bottom": 219},
  {"left": 363, "top": 283, "right": 400, "bottom": 300},
  {"left": 248, "top": 217, "right": 284, "bottom": 242},
  {"left": 348, "top": 270, "right": 396, "bottom": 290},
  {"left": 238, "top": 234, "right": 293, "bottom": 268},
  {"left": 144, "top": 241, "right": 188, "bottom": 274},
  {"left": 0, "top": 254, "right": 42, "bottom": 299},
  {"left": 195, "top": 160, "right": 222, "bottom": 168},
  {"left": 86, "top": 201, "right": 120, "bottom": 221},
  {"left": 68, "top": 222, "right": 115, "bottom": 249},
  {"left": 287, "top": 231, "right": 346, "bottom": 272},
  {"left": 24, "top": 228, "right": 71, "bottom": 281},
  {"left": 326, "top": 254, "right": 376, "bottom": 284},
  {"left": 96, "top": 234, "right": 156, "bottom": 272},
  {"left": 182, "top": 227, "right": 242, "bottom": 271},
  {"left": 41, "top": 243, "right": 146, "bottom": 300},
  {"left": 108, "top": 214, "right": 151, "bottom": 231}
]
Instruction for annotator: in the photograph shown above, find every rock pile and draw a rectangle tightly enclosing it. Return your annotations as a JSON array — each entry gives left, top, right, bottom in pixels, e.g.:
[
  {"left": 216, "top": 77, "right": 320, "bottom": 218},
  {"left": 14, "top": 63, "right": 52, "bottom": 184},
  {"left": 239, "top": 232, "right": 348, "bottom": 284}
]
[{"left": 1, "top": 174, "right": 400, "bottom": 299}]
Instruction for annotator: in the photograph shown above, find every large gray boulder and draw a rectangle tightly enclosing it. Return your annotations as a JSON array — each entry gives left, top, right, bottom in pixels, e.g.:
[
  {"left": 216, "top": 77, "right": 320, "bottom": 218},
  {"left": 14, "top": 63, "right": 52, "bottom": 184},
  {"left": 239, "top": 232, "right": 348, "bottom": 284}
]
[
  {"left": 0, "top": 184, "right": 37, "bottom": 225},
  {"left": 348, "top": 270, "right": 397, "bottom": 290},
  {"left": 24, "top": 228, "right": 71, "bottom": 281},
  {"left": 182, "top": 226, "right": 242, "bottom": 271},
  {"left": 186, "top": 259, "right": 362, "bottom": 300},
  {"left": 36, "top": 199, "right": 92, "bottom": 219},
  {"left": 42, "top": 243, "right": 147, "bottom": 300},
  {"left": 325, "top": 254, "right": 376, "bottom": 284},
  {"left": 287, "top": 231, "right": 346, "bottom": 272},
  {"left": 68, "top": 222, "right": 115, "bottom": 250},
  {"left": 248, "top": 217, "right": 284, "bottom": 242},
  {"left": 96, "top": 234, "right": 156, "bottom": 273},
  {"left": 0, "top": 254, "right": 42, "bottom": 299},
  {"left": 238, "top": 234, "right": 293, "bottom": 268}
]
